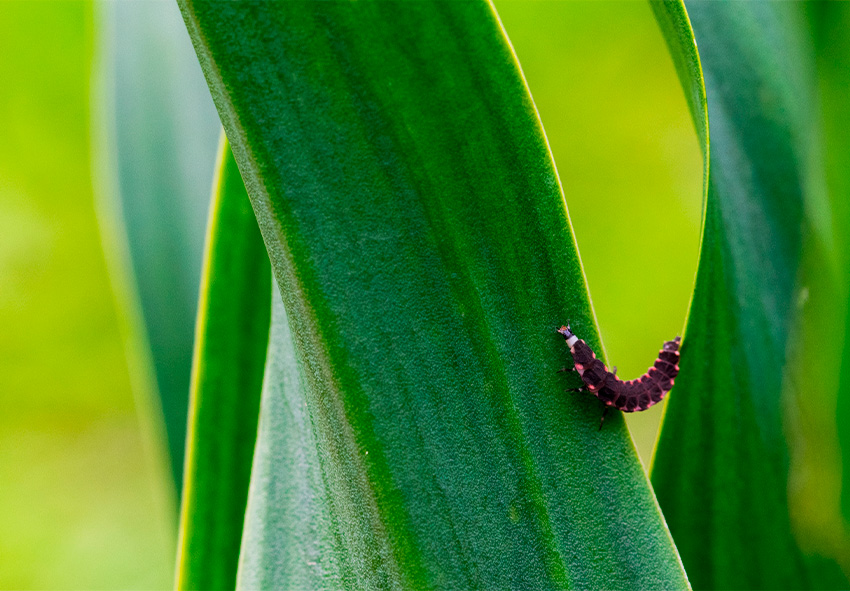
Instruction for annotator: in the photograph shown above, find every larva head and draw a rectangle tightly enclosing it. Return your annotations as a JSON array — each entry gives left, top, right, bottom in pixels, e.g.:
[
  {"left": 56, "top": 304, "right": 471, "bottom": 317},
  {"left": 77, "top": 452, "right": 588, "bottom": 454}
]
[
  {"left": 557, "top": 325, "right": 579, "bottom": 347},
  {"left": 663, "top": 336, "right": 682, "bottom": 352}
]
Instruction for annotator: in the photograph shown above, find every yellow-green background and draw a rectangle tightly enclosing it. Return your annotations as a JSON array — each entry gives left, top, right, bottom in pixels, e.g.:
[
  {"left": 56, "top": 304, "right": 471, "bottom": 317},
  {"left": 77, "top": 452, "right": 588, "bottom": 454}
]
[{"left": 0, "top": 1, "right": 700, "bottom": 588}]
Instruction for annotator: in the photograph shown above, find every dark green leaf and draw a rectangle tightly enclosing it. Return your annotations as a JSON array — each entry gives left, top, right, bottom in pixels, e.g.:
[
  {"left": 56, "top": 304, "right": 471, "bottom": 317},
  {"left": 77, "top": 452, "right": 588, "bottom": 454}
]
[
  {"left": 176, "top": 137, "right": 270, "bottom": 590},
  {"left": 650, "top": 1, "right": 849, "bottom": 587},
  {"left": 180, "top": 2, "right": 689, "bottom": 589}
]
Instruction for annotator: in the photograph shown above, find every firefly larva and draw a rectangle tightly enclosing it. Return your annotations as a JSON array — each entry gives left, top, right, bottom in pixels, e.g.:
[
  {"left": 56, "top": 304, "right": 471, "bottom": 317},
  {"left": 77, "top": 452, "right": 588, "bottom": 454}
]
[{"left": 558, "top": 325, "right": 680, "bottom": 428}]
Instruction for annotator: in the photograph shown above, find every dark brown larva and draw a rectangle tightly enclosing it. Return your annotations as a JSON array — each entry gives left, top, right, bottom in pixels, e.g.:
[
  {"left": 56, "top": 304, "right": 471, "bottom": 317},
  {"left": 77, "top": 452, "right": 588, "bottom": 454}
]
[{"left": 557, "top": 325, "right": 680, "bottom": 427}]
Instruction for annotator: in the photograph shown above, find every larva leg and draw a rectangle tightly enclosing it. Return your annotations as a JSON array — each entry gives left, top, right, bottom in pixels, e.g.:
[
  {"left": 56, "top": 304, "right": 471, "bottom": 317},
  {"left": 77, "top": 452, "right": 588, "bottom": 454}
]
[
  {"left": 565, "top": 386, "right": 586, "bottom": 393},
  {"left": 555, "top": 366, "right": 576, "bottom": 374},
  {"left": 598, "top": 406, "right": 610, "bottom": 430}
]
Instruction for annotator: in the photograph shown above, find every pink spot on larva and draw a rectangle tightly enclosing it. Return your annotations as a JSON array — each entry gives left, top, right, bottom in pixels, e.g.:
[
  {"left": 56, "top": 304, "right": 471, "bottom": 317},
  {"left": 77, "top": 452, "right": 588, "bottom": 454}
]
[{"left": 575, "top": 363, "right": 584, "bottom": 370}]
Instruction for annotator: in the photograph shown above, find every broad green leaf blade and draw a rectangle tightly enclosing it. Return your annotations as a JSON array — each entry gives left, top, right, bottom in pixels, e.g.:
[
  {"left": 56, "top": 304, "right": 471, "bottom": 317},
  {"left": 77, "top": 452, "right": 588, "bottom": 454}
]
[
  {"left": 650, "top": 2, "right": 849, "bottom": 588},
  {"left": 176, "top": 136, "right": 270, "bottom": 591},
  {"left": 237, "top": 281, "right": 337, "bottom": 589},
  {"left": 180, "top": 2, "right": 689, "bottom": 589},
  {"left": 100, "top": 0, "right": 221, "bottom": 492}
]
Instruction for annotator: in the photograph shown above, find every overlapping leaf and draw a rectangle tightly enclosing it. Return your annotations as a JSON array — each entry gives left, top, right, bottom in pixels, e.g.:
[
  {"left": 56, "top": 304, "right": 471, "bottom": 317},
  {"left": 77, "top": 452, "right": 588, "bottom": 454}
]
[
  {"left": 650, "top": 1, "right": 850, "bottom": 587},
  {"left": 179, "top": 2, "right": 688, "bottom": 588},
  {"left": 799, "top": 1, "right": 850, "bottom": 576},
  {"left": 176, "top": 137, "right": 270, "bottom": 590},
  {"left": 101, "top": 0, "right": 220, "bottom": 490}
]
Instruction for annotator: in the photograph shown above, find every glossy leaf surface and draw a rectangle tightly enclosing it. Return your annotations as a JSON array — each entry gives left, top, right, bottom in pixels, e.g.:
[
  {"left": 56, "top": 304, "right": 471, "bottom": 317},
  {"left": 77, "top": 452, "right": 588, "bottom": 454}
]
[
  {"left": 650, "top": 1, "right": 850, "bottom": 588},
  {"left": 180, "top": 2, "right": 689, "bottom": 589},
  {"left": 176, "top": 137, "right": 270, "bottom": 591}
]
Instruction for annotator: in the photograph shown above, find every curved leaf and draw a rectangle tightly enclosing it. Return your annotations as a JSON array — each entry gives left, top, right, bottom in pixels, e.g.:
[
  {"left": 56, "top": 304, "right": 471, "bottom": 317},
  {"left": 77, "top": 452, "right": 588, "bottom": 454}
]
[
  {"left": 179, "top": 1, "right": 689, "bottom": 589},
  {"left": 176, "top": 136, "right": 270, "bottom": 590},
  {"left": 649, "top": 1, "right": 707, "bottom": 153},
  {"left": 101, "top": 0, "right": 221, "bottom": 491},
  {"left": 650, "top": 1, "right": 849, "bottom": 588}
]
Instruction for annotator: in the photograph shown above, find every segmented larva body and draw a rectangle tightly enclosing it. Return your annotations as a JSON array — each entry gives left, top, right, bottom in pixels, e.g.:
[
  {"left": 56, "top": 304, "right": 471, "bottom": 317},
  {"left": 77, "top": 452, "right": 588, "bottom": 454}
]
[{"left": 558, "top": 325, "right": 680, "bottom": 413}]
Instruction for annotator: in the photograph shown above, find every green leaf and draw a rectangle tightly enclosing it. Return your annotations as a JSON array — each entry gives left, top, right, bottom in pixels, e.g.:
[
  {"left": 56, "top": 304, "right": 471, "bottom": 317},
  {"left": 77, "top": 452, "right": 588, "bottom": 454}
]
[
  {"left": 649, "top": 1, "right": 850, "bottom": 588},
  {"left": 179, "top": 2, "right": 689, "bottom": 589},
  {"left": 649, "top": 1, "right": 707, "bottom": 153},
  {"left": 825, "top": 0, "right": 850, "bottom": 564},
  {"left": 100, "top": 0, "right": 221, "bottom": 492},
  {"left": 176, "top": 136, "right": 270, "bottom": 590},
  {"left": 788, "top": 1, "right": 850, "bottom": 576}
]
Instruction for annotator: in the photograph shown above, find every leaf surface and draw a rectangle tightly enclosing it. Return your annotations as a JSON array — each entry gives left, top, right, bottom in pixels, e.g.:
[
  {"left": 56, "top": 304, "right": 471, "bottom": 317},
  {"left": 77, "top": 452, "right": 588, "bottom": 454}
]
[
  {"left": 180, "top": 2, "right": 689, "bottom": 589},
  {"left": 176, "top": 137, "right": 270, "bottom": 590},
  {"left": 101, "top": 0, "right": 221, "bottom": 491},
  {"left": 650, "top": 1, "right": 850, "bottom": 587}
]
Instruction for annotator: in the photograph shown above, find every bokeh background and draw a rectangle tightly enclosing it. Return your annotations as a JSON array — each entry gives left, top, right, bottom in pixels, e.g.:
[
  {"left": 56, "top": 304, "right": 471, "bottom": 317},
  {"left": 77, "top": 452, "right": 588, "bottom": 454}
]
[{"left": 0, "top": 1, "right": 701, "bottom": 588}]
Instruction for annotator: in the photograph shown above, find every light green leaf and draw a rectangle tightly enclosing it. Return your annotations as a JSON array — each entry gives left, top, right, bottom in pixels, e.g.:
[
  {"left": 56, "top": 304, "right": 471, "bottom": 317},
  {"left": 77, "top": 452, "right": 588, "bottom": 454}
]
[
  {"left": 176, "top": 136, "right": 270, "bottom": 590},
  {"left": 494, "top": 1, "right": 704, "bottom": 463},
  {"left": 788, "top": 1, "right": 850, "bottom": 577},
  {"left": 179, "top": 2, "right": 688, "bottom": 589},
  {"left": 826, "top": 0, "right": 850, "bottom": 563},
  {"left": 649, "top": 1, "right": 707, "bottom": 152},
  {"left": 650, "top": 1, "right": 849, "bottom": 588}
]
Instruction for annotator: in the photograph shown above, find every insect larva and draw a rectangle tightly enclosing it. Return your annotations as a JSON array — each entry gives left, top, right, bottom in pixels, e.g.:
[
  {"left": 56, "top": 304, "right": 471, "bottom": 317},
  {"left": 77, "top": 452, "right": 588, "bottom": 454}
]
[{"left": 557, "top": 324, "right": 681, "bottom": 429}]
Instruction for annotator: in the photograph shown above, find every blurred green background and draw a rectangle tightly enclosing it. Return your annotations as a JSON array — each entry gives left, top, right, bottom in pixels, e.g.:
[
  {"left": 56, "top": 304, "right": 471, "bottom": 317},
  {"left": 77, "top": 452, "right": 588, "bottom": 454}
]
[
  {"left": 0, "top": 0, "right": 700, "bottom": 588},
  {"left": 0, "top": 2, "right": 175, "bottom": 588}
]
